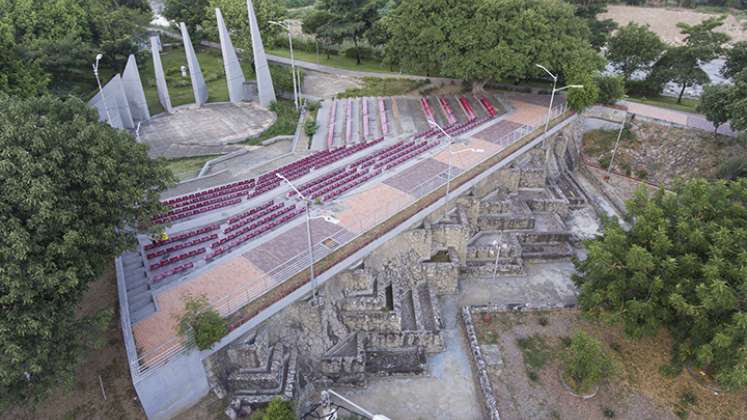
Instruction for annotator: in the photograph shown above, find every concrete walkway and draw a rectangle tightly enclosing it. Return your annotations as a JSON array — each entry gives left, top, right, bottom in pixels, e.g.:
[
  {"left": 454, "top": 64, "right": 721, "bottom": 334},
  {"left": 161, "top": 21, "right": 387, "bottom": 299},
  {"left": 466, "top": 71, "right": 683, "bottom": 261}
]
[{"left": 622, "top": 100, "right": 737, "bottom": 137}]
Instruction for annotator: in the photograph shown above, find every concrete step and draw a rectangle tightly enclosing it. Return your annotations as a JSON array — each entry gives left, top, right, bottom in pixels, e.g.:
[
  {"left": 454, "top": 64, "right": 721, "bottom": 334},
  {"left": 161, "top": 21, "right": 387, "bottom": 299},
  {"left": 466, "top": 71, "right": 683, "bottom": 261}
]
[{"left": 131, "top": 301, "right": 157, "bottom": 323}]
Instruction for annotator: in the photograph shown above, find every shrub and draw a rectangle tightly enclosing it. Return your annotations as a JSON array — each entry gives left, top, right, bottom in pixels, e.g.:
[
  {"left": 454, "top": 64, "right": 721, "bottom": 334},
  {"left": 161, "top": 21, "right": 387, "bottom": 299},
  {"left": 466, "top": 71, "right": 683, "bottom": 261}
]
[
  {"left": 717, "top": 156, "right": 747, "bottom": 180},
  {"left": 603, "top": 407, "right": 616, "bottom": 418},
  {"left": 538, "top": 316, "right": 549, "bottom": 326},
  {"left": 306, "top": 100, "right": 321, "bottom": 112},
  {"left": 342, "top": 45, "right": 382, "bottom": 61},
  {"left": 255, "top": 397, "right": 295, "bottom": 420},
  {"left": 176, "top": 294, "right": 227, "bottom": 350},
  {"left": 304, "top": 119, "right": 319, "bottom": 137},
  {"left": 561, "top": 330, "right": 614, "bottom": 394},
  {"left": 595, "top": 75, "right": 625, "bottom": 105},
  {"left": 625, "top": 77, "right": 663, "bottom": 98},
  {"left": 598, "top": 156, "right": 612, "bottom": 169}
]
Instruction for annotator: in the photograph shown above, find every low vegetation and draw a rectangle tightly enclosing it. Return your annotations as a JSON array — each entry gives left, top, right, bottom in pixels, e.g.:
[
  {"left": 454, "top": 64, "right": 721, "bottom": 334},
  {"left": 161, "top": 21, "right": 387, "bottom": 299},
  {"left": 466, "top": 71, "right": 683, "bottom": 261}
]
[
  {"left": 177, "top": 294, "right": 227, "bottom": 351},
  {"left": 165, "top": 155, "right": 220, "bottom": 182},
  {"left": 244, "top": 100, "right": 300, "bottom": 145},
  {"left": 561, "top": 330, "right": 614, "bottom": 394}
]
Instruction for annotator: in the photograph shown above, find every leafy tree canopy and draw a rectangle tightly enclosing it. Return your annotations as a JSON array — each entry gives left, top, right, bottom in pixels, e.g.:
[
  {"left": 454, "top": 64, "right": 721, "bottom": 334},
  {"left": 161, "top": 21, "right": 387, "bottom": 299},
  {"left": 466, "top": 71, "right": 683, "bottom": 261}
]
[
  {"left": 574, "top": 179, "right": 747, "bottom": 390},
  {"left": 302, "top": 0, "right": 385, "bottom": 65},
  {"left": 383, "top": 0, "right": 604, "bottom": 109},
  {"left": 697, "top": 83, "right": 734, "bottom": 137},
  {"left": 727, "top": 69, "right": 747, "bottom": 132},
  {"left": 0, "top": 0, "right": 152, "bottom": 97},
  {"left": 0, "top": 95, "right": 172, "bottom": 403},
  {"left": 650, "top": 46, "right": 710, "bottom": 104},
  {"left": 201, "top": 0, "right": 285, "bottom": 63},
  {"left": 607, "top": 22, "right": 665, "bottom": 81},
  {"left": 164, "top": 0, "right": 211, "bottom": 36},
  {"left": 722, "top": 41, "right": 747, "bottom": 80}
]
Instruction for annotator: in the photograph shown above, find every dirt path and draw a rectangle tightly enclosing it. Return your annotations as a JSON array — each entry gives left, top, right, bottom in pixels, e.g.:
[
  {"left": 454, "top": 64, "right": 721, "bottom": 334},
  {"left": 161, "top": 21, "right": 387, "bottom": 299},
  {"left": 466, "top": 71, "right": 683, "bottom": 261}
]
[{"left": 601, "top": 5, "right": 747, "bottom": 45}]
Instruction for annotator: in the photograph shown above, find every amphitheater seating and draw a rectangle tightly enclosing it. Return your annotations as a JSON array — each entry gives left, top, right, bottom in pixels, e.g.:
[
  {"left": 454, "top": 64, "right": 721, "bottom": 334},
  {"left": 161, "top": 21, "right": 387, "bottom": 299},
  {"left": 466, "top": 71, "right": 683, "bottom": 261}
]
[
  {"left": 327, "top": 100, "right": 337, "bottom": 148},
  {"left": 438, "top": 97, "right": 457, "bottom": 125},
  {"left": 152, "top": 262, "right": 194, "bottom": 283},
  {"left": 459, "top": 96, "right": 477, "bottom": 121},
  {"left": 362, "top": 98, "right": 369, "bottom": 140},
  {"left": 480, "top": 96, "right": 498, "bottom": 117},
  {"left": 379, "top": 97, "right": 388, "bottom": 136},
  {"left": 150, "top": 247, "right": 206, "bottom": 270},
  {"left": 146, "top": 233, "right": 219, "bottom": 260},
  {"left": 144, "top": 225, "right": 220, "bottom": 250}
]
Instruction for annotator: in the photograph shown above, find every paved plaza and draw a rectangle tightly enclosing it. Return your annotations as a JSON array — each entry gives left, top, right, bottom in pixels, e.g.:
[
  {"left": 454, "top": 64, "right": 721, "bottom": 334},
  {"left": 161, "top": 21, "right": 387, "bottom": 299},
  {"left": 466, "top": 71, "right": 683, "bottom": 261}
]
[{"left": 138, "top": 102, "right": 275, "bottom": 158}]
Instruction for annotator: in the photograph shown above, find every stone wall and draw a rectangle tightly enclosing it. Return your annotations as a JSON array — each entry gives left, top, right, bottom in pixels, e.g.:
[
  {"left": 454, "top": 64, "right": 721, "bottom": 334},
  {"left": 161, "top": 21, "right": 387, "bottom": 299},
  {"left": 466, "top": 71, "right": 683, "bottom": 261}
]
[
  {"left": 366, "top": 229, "right": 432, "bottom": 271},
  {"left": 421, "top": 247, "right": 460, "bottom": 294}
]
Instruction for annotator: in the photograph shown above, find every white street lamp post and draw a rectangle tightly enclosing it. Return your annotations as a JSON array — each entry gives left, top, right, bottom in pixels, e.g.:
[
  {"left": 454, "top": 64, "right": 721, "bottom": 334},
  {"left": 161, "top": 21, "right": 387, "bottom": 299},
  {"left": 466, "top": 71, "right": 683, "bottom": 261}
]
[
  {"left": 535, "top": 64, "right": 584, "bottom": 135},
  {"left": 92, "top": 53, "right": 112, "bottom": 125},
  {"left": 492, "top": 237, "right": 508, "bottom": 281},
  {"left": 607, "top": 111, "right": 628, "bottom": 176},
  {"left": 270, "top": 21, "right": 300, "bottom": 110},
  {"left": 277, "top": 174, "right": 316, "bottom": 299}
]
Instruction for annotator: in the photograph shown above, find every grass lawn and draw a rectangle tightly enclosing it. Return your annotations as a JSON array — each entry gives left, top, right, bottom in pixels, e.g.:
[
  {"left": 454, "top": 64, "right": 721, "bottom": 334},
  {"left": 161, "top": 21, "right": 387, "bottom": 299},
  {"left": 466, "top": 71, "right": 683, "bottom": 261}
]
[
  {"left": 336, "top": 77, "right": 428, "bottom": 98},
  {"left": 242, "top": 99, "right": 299, "bottom": 145},
  {"left": 626, "top": 95, "right": 699, "bottom": 113},
  {"left": 165, "top": 155, "right": 220, "bottom": 182},
  {"left": 266, "top": 47, "right": 394, "bottom": 74},
  {"left": 139, "top": 46, "right": 257, "bottom": 114}
]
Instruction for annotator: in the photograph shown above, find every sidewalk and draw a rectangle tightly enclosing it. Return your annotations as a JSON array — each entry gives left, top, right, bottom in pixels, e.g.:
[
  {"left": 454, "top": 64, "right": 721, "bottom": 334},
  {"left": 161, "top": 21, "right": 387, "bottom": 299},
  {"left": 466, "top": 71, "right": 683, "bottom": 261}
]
[{"left": 622, "top": 100, "right": 737, "bottom": 137}]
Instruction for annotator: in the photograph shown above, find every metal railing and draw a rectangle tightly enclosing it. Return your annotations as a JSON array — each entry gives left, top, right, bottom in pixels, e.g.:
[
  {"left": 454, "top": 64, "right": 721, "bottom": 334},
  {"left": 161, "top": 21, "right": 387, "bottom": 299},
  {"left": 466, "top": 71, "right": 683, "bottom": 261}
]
[{"left": 129, "top": 100, "right": 569, "bottom": 378}]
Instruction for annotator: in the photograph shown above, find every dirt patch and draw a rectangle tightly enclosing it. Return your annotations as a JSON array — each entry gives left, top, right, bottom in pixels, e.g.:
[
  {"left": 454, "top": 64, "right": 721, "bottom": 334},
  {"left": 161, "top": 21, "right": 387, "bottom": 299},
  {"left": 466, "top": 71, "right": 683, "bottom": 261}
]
[
  {"left": 582, "top": 121, "right": 747, "bottom": 187},
  {"left": 472, "top": 309, "right": 747, "bottom": 420},
  {"left": 1, "top": 268, "right": 146, "bottom": 420},
  {"left": 601, "top": 5, "right": 747, "bottom": 45}
]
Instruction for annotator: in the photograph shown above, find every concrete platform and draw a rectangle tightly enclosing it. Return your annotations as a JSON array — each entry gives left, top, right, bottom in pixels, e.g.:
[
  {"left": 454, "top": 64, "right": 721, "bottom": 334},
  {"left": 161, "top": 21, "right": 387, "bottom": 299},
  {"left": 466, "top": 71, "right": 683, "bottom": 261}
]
[{"left": 139, "top": 102, "right": 275, "bottom": 159}]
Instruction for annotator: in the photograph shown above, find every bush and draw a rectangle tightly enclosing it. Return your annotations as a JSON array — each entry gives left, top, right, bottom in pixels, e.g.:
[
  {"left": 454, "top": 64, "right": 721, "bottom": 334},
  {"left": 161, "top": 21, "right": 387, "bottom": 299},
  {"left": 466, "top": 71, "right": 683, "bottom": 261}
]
[
  {"left": 625, "top": 77, "right": 663, "bottom": 98},
  {"left": 561, "top": 330, "right": 614, "bottom": 394},
  {"left": 254, "top": 397, "right": 295, "bottom": 420},
  {"left": 269, "top": 64, "right": 304, "bottom": 94},
  {"left": 342, "top": 45, "right": 382, "bottom": 61},
  {"left": 304, "top": 119, "right": 319, "bottom": 137},
  {"left": 306, "top": 100, "right": 321, "bottom": 112},
  {"left": 176, "top": 294, "right": 227, "bottom": 350},
  {"left": 717, "top": 156, "right": 747, "bottom": 180},
  {"left": 595, "top": 75, "right": 625, "bottom": 105},
  {"left": 603, "top": 407, "right": 616, "bottom": 418}
]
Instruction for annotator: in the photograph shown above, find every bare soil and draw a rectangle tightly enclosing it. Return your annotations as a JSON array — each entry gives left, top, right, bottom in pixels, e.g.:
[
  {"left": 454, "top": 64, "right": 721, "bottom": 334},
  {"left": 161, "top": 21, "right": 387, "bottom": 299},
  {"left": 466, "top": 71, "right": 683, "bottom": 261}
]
[
  {"left": 1, "top": 268, "right": 146, "bottom": 420},
  {"left": 473, "top": 310, "right": 747, "bottom": 420},
  {"left": 601, "top": 5, "right": 747, "bottom": 45}
]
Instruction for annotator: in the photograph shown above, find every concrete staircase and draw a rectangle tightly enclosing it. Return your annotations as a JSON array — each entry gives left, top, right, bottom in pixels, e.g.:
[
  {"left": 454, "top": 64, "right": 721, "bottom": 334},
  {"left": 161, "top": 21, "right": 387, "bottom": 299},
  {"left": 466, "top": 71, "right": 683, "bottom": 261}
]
[{"left": 122, "top": 251, "right": 156, "bottom": 323}]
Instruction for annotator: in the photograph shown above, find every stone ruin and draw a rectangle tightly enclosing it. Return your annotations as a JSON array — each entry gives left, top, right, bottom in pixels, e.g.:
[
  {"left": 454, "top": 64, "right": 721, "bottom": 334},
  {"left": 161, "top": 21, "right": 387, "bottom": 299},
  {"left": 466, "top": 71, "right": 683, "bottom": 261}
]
[{"left": 204, "top": 120, "right": 597, "bottom": 413}]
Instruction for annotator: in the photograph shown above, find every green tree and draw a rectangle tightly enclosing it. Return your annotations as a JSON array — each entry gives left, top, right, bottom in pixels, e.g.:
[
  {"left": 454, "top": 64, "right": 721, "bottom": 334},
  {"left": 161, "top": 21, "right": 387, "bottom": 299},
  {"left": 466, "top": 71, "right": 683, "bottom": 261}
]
[
  {"left": 202, "top": 0, "right": 285, "bottom": 62},
  {"left": 607, "top": 23, "right": 665, "bottom": 82},
  {"left": 176, "top": 294, "right": 227, "bottom": 350},
  {"left": 384, "top": 0, "right": 604, "bottom": 109},
  {"left": 697, "top": 84, "right": 733, "bottom": 137},
  {"left": 650, "top": 46, "right": 710, "bottom": 104},
  {"left": 651, "top": 16, "right": 729, "bottom": 104},
  {"left": 303, "top": 0, "right": 384, "bottom": 65},
  {"left": 561, "top": 330, "right": 614, "bottom": 394},
  {"left": 0, "top": 95, "right": 172, "bottom": 404},
  {"left": 727, "top": 69, "right": 747, "bottom": 131},
  {"left": 574, "top": 179, "right": 747, "bottom": 390},
  {"left": 0, "top": 19, "right": 48, "bottom": 97},
  {"left": 595, "top": 74, "right": 625, "bottom": 105},
  {"left": 722, "top": 41, "right": 747, "bottom": 80},
  {"left": 163, "top": 0, "right": 210, "bottom": 36},
  {"left": 566, "top": 0, "right": 617, "bottom": 49}
]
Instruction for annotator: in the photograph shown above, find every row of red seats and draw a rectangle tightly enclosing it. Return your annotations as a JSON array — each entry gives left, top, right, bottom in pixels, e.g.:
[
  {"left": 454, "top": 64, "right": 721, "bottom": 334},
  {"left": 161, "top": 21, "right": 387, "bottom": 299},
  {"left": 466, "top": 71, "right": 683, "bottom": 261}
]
[
  {"left": 224, "top": 202, "right": 284, "bottom": 234},
  {"left": 327, "top": 99, "right": 337, "bottom": 148},
  {"left": 421, "top": 97, "right": 435, "bottom": 122},
  {"left": 459, "top": 96, "right": 477, "bottom": 121},
  {"left": 146, "top": 233, "right": 218, "bottom": 260},
  {"left": 155, "top": 190, "right": 247, "bottom": 221},
  {"left": 290, "top": 168, "right": 346, "bottom": 197},
  {"left": 166, "top": 181, "right": 255, "bottom": 210},
  {"left": 207, "top": 206, "right": 303, "bottom": 261},
  {"left": 300, "top": 169, "right": 357, "bottom": 199},
  {"left": 446, "top": 116, "right": 490, "bottom": 137},
  {"left": 309, "top": 170, "right": 364, "bottom": 200},
  {"left": 438, "top": 97, "right": 457, "bottom": 125},
  {"left": 372, "top": 141, "right": 426, "bottom": 168},
  {"left": 152, "top": 198, "right": 242, "bottom": 224},
  {"left": 379, "top": 97, "right": 389, "bottom": 136},
  {"left": 144, "top": 224, "right": 219, "bottom": 250},
  {"left": 152, "top": 262, "right": 193, "bottom": 283},
  {"left": 213, "top": 205, "right": 294, "bottom": 249},
  {"left": 164, "top": 179, "right": 255, "bottom": 206},
  {"left": 322, "top": 170, "right": 381, "bottom": 201},
  {"left": 480, "top": 96, "right": 498, "bottom": 117},
  {"left": 384, "top": 142, "right": 437, "bottom": 170},
  {"left": 150, "top": 247, "right": 205, "bottom": 271},
  {"left": 227, "top": 200, "right": 274, "bottom": 224}
]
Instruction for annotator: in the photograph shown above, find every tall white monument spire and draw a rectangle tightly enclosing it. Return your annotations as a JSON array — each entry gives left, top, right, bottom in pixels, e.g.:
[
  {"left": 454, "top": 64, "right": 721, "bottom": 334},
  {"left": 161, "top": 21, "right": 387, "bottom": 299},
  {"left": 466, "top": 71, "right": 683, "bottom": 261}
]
[
  {"left": 180, "top": 22, "right": 209, "bottom": 106},
  {"left": 247, "top": 0, "right": 276, "bottom": 107},
  {"left": 216, "top": 8, "right": 249, "bottom": 103},
  {"left": 122, "top": 54, "right": 151, "bottom": 121},
  {"left": 150, "top": 36, "right": 174, "bottom": 113}
]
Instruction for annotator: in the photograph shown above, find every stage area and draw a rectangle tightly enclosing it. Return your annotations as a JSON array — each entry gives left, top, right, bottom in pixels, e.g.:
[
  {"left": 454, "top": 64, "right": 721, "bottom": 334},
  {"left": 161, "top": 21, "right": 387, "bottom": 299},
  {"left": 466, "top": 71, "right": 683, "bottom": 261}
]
[{"left": 138, "top": 102, "right": 275, "bottom": 159}]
